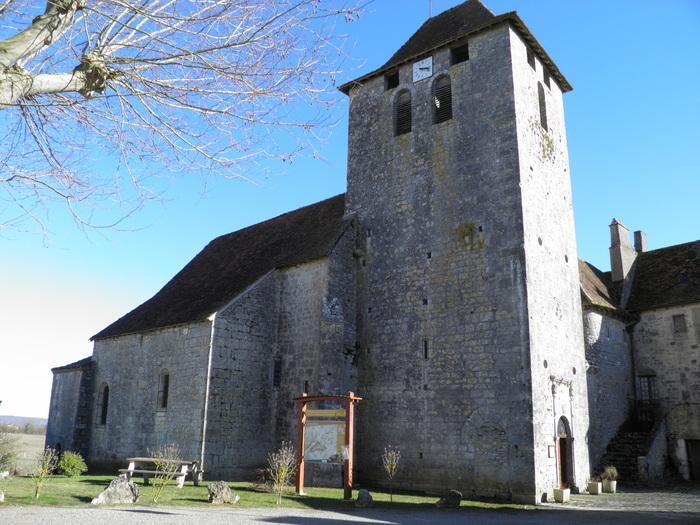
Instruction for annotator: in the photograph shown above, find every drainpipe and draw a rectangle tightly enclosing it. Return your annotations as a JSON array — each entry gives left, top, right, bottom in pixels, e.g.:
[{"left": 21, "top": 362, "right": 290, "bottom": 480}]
[{"left": 625, "top": 316, "right": 639, "bottom": 422}]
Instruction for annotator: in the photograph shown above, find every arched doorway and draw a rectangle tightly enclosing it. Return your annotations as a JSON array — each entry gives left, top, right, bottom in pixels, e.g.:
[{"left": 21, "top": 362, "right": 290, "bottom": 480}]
[{"left": 557, "top": 416, "right": 574, "bottom": 488}]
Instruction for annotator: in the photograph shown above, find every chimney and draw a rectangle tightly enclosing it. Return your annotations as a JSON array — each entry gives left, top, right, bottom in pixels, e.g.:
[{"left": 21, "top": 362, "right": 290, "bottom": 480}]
[
  {"left": 634, "top": 230, "right": 647, "bottom": 253},
  {"left": 609, "top": 219, "right": 637, "bottom": 282}
]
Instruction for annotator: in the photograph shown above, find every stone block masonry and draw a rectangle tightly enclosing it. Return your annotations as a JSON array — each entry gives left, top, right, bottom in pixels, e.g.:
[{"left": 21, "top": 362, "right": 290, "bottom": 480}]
[
  {"left": 89, "top": 322, "right": 212, "bottom": 469},
  {"left": 346, "top": 22, "right": 589, "bottom": 503}
]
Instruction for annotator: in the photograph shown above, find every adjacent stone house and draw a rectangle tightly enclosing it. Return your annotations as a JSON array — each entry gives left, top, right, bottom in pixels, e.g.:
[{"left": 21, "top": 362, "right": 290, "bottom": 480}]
[
  {"left": 46, "top": 0, "right": 699, "bottom": 502},
  {"left": 581, "top": 222, "right": 700, "bottom": 482}
]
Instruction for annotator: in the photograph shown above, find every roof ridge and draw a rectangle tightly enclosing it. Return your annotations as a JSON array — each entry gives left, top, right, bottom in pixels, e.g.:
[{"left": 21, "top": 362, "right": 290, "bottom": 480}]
[{"left": 638, "top": 238, "right": 700, "bottom": 255}]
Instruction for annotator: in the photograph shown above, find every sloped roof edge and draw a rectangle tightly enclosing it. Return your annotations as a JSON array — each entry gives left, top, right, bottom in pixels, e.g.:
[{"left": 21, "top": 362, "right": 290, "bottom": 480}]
[{"left": 52, "top": 356, "right": 94, "bottom": 373}]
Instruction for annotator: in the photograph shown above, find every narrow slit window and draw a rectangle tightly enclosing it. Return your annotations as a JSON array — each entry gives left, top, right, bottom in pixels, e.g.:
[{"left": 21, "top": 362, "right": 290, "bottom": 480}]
[
  {"left": 433, "top": 76, "right": 453, "bottom": 124},
  {"left": 385, "top": 71, "right": 399, "bottom": 90},
  {"left": 99, "top": 384, "right": 109, "bottom": 425},
  {"left": 543, "top": 70, "right": 551, "bottom": 89},
  {"left": 423, "top": 340, "right": 429, "bottom": 359},
  {"left": 157, "top": 370, "right": 170, "bottom": 409},
  {"left": 303, "top": 380, "right": 309, "bottom": 394},
  {"left": 395, "top": 90, "right": 412, "bottom": 136},
  {"left": 273, "top": 358, "right": 282, "bottom": 387},
  {"left": 537, "top": 82, "right": 548, "bottom": 130},
  {"left": 451, "top": 43, "right": 469, "bottom": 65}
]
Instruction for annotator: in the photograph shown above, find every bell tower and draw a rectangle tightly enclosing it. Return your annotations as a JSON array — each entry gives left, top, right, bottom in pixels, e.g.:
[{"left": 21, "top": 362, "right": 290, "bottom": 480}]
[{"left": 340, "top": 0, "right": 589, "bottom": 503}]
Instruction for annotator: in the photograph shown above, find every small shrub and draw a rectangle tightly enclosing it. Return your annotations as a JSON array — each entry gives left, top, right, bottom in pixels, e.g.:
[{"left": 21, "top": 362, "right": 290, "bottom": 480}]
[
  {"left": 57, "top": 451, "right": 88, "bottom": 477},
  {"left": 267, "top": 442, "right": 296, "bottom": 505},
  {"left": 601, "top": 465, "right": 618, "bottom": 481},
  {"left": 0, "top": 433, "right": 17, "bottom": 472},
  {"left": 149, "top": 444, "right": 182, "bottom": 503},
  {"left": 32, "top": 447, "right": 59, "bottom": 498},
  {"left": 382, "top": 446, "right": 401, "bottom": 502}
]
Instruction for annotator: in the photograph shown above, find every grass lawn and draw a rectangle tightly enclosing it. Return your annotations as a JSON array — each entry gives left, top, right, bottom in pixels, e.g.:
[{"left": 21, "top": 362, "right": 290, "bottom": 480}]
[{"left": 0, "top": 475, "right": 534, "bottom": 511}]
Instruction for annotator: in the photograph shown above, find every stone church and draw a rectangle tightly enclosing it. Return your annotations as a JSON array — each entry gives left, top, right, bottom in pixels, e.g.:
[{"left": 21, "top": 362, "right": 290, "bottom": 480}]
[{"left": 46, "top": 1, "right": 700, "bottom": 503}]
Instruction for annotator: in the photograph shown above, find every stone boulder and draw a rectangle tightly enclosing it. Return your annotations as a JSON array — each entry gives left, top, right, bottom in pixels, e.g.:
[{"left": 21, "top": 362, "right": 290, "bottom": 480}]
[
  {"left": 354, "top": 489, "right": 373, "bottom": 508},
  {"left": 0, "top": 471, "right": 10, "bottom": 479},
  {"left": 91, "top": 475, "right": 140, "bottom": 505},
  {"left": 0, "top": 489, "right": 4, "bottom": 503},
  {"left": 435, "top": 489, "right": 462, "bottom": 508},
  {"left": 207, "top": 481, "right": 239, "bottom": 505}
]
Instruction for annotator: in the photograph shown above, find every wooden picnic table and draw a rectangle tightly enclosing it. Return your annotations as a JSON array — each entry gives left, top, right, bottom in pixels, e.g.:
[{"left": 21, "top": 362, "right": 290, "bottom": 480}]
[{"left": 119, "top": 457, "right": 202, "bottom": 488}]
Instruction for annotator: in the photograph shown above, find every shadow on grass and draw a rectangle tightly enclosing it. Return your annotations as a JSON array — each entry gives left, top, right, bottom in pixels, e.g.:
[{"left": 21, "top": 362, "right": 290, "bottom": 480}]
[{"left": 77, "top": 477, "right": 113, "bottom": 487}]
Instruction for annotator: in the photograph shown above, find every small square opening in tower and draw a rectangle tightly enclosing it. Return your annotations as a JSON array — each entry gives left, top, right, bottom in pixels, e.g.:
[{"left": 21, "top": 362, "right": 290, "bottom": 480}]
[
  {"left": 527, "top": 47, "right": 536, "bottom": 70},
  {"left": 385, "top": 71, "right": 399, "bottom": 90},
  {"left": 450, "top": 42, "right": 469, "bottom": 65}
]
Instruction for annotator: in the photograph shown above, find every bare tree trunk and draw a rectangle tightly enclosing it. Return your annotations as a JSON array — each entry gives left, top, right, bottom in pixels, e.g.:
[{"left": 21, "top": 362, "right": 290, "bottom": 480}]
[{"left": 0, "top": 69, "right": 87, "bottom": 105}]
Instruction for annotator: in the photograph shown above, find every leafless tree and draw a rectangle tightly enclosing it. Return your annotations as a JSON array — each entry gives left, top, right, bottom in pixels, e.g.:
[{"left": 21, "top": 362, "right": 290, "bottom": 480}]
[
  {"left": 32, "top": 446, "right": 58, "bottom": 498},
  {"left": 267, "top": 441, "right": 296, "bottom": 505},
  {"left": 381, "top": 445, "right": 400, "bottom": 502},
  {"left": 149, "top": 443, "right": 181, "bottom": 503},
  {"left": 0, "top": 0, "right": 363, "bottom": 232}
]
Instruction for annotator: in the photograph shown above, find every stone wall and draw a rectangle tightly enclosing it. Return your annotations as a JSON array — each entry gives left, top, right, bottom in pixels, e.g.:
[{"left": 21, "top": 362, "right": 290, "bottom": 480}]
[
  {"left": 46, "top": 368, "right": 85, "bottom": 452},
  {"left": 203, "top": 272, "right": 277, "bottom": 479},
  {"left": 632, "top": 303, "right": 700, "bottom": 476},
  {"left": 582, "top": 310, "right": 633, "bottom": 469},
  {"left": 346, "top": 24, "right": 545, "bottom": 502},
  {"left": 89, "top": 322, "right": 212, "bottom": 469},
  {"left": 510, "top": 26, "right": 590, "bottom": 499}
]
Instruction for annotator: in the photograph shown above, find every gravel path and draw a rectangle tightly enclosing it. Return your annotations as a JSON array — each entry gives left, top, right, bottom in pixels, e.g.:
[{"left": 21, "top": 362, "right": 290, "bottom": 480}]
[{"left": 1, "top": 504, "right": 699, "bottom": 525}]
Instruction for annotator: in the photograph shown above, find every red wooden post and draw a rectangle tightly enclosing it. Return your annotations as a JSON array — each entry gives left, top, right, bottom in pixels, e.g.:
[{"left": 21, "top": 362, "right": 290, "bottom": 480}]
[
  {"left": 344, "top": 391, "right": 355, "bottom": 500},
  {"left": 295, "top": 394, "right": 307, "bottom": 495}
]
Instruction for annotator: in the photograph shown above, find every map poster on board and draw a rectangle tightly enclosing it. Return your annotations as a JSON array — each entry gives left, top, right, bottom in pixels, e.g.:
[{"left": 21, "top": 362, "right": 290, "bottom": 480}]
[{"left": 304, "top": 408, "right": 345, "bottom": 463}]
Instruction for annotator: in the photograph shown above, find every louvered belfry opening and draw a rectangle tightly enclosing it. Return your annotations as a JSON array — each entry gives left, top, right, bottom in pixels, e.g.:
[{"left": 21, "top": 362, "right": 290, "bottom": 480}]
[
  {"left": 395, "top": 90, "right": 412, "bottom": 136},
  {"left": 433, "top": 76, "right": 453, "bottom": 124}
]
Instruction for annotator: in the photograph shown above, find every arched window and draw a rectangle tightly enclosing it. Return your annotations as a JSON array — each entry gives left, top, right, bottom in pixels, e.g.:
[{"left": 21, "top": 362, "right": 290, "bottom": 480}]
[
  {"left": 157, "top": 370, "right": 170, "bottom": 409},
  {"left": 394, "top": 90, "right": 412, "bottom": 136},
  {"left": 557, "top": 416, "right": 571, "bottom": 437},
  {"left": 537, "top": 82, "right": 548, "bottom": 130},
  {"left": 98, "top": 384, "right": 109, "bottom": 425},
  {"left": 433, "top": 76, "right": 453, "bottom": 124}
]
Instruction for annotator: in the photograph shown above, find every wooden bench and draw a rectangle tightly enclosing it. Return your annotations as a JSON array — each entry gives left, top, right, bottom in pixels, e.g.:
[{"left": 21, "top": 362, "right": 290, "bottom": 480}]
[{"left": 120, "top": 457, "right": 202, "bottom": 488}]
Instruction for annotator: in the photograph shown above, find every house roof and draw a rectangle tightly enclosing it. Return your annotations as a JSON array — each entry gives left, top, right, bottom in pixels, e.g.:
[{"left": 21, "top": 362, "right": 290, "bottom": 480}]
[
  {"left": 626, "top": 240, "right": 700, "bottom": 312},
  {"left": 52, "top": 356, "right": 93, "bottom": 373},
  {"left": 339, "top": 0, "right": 572, "bottom": 94},
  {"left": 92, "top": 195, "right": 348, "bottom": 340},
  {"left": 578, "top": 259, "right": 619, "bottom": 312}
]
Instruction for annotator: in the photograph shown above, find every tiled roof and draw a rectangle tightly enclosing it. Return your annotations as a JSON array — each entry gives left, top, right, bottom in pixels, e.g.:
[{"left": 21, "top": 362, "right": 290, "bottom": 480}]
[
  {"left": 93, "top": 195, "right": 348, "bottom": 340},
  {"left": 381, "top": 0, "right": 495, "bottom": 68},
  {"left": 339, "top": 0, "right": 572, "bottom": 94},
  {"left": 626, "top": 240, "right": 700, "bottom": 312},
  {"left": 578, "top": 260, "right": 619, "bottom": 313},
  {"left": 51, "top": 356, "right": 93, "bottom": 373}
]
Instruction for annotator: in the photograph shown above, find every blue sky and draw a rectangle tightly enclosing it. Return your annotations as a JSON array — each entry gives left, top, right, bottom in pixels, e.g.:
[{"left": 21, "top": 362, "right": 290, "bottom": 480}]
[{"left": 1, "top": 0, "right": 699, "bottom": 418}]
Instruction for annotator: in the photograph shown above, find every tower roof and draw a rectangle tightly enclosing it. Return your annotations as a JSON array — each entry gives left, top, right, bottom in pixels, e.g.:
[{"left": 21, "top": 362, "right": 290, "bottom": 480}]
[{"left": 339, "top": 0, "right": 572, "bottom": 94}]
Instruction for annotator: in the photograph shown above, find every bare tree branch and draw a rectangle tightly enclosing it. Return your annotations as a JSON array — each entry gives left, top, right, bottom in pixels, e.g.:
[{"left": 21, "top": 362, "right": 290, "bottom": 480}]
[{"left": 0, "top": 0, "right": 365, "bottom": 233}]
